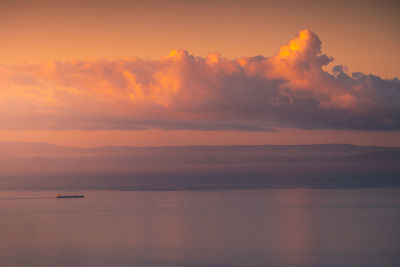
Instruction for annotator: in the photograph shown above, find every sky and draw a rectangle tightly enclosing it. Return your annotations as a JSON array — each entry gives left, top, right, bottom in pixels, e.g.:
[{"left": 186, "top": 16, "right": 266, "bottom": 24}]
[{"left": 0, "top": 0, "right": 399, "bottom": 147}]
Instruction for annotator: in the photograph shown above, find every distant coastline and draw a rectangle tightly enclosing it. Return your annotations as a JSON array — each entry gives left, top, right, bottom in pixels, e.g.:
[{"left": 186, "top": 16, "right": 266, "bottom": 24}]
[{"left": 0, "top": 142, "right": 399, "bottom": 191}]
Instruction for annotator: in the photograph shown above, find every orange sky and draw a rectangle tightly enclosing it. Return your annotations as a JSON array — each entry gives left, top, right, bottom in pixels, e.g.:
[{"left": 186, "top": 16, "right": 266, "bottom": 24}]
[
  {"left": 1, "top": 0, "right": 399, "bottom": 78},
  {"left": 0, "top": 129, "right": 399, "bottom": 148},
  {"left": 1, "top": 0, "right": 399, "bottom": 147}
]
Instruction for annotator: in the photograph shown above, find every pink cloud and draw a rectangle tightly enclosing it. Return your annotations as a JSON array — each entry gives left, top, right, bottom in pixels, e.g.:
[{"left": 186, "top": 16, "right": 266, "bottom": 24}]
[{"left": 0, "top": 29, "right": 399, "bottom": 130}]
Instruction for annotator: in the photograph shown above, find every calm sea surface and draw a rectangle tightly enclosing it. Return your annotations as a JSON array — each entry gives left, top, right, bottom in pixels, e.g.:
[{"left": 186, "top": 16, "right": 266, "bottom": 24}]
[{"left": 1, "top": 188, "right": 400, "bottom": 266}]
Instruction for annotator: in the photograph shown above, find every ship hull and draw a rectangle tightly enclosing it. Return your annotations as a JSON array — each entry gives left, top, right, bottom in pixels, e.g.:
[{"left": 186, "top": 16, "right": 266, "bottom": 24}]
[{"left": 56, "top": 195, "right": 84, "bottom": 198}]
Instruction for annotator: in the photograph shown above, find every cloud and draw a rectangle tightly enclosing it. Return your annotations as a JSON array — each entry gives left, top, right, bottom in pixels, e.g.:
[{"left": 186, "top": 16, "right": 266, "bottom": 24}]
[{"left": 0, "top": 29, "right": 399, "bottom": 131}]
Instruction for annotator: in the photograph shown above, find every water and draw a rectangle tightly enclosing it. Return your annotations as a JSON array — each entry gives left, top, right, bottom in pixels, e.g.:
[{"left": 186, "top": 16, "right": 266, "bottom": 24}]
[{"left": 1, "top": 189, "right": 400, "bottom": 266}]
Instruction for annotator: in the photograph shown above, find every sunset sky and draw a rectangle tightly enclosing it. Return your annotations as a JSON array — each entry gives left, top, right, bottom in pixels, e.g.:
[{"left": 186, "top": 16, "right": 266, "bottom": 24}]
[{"left": 1, "top": 0, "right": 399, "bottom": 147}]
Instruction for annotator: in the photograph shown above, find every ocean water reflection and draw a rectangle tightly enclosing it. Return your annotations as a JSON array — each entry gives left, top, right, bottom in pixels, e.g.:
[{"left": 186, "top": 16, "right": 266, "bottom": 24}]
[{"left": 1, "top": 189, "right": 400, "bottom": 266}]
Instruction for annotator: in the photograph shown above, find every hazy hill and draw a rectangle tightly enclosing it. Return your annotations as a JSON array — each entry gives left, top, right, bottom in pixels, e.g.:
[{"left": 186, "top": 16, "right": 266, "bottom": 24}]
[{"left": 0, "top": 142, "right": 399, "bottom": 190}]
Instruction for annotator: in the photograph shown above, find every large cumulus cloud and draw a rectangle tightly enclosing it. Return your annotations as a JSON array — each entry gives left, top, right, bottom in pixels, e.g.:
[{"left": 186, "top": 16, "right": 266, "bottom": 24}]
[{"left": 0, "top": 29, "right": 399, "bottom": 130}]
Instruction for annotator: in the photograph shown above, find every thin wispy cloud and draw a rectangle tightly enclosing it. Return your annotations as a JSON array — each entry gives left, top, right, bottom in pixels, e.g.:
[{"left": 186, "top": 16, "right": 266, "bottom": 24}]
[{"left": 1, "top": 29, "right": 399, "bottom": 131}]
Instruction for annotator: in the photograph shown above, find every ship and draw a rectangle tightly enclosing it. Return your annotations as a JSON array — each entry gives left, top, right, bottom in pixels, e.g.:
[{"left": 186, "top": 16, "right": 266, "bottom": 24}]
[{"left": 56, "top": 194, "right": 85, "bottom": 199}]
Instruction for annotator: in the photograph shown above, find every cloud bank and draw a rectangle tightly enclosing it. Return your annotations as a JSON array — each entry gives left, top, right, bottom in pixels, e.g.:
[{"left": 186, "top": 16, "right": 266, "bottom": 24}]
[{"left": 1, "top": 29, "right": 399, "bottom": 131}]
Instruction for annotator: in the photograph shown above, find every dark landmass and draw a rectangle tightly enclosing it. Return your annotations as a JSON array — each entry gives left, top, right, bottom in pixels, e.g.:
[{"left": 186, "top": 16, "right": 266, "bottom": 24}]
[{"left": 0, "top": 142, "right": 399, "bottom": 190}]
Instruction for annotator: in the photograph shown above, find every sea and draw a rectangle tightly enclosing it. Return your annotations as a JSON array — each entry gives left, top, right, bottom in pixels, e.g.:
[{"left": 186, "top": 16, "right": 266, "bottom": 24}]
[{"left": 1, "top": 188, "right": 400, "bottom": 266}]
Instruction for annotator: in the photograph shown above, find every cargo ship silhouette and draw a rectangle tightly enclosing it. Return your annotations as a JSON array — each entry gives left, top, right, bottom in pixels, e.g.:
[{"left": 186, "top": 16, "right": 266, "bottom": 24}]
[{"left": 56, "top": 194, "right": 85, "bottom": 199}]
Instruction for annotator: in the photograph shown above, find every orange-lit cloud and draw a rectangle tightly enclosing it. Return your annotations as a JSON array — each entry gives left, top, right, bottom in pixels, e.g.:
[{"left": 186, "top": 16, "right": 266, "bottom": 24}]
[{"left": 0, "top": 29, "right": 399, "bottom": 131}]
